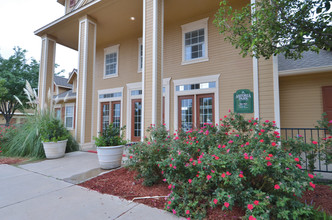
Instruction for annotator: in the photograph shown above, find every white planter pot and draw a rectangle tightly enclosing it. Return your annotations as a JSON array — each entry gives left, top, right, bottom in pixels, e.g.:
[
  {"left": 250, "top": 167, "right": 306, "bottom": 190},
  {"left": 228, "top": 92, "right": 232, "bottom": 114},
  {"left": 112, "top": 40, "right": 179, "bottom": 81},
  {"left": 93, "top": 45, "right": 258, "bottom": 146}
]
[
  {"left": 42, "top": 140, "right": 67, "bottom": 159},
  {"left": 96, "top": 145, "right": 124, "bottom": 169}
]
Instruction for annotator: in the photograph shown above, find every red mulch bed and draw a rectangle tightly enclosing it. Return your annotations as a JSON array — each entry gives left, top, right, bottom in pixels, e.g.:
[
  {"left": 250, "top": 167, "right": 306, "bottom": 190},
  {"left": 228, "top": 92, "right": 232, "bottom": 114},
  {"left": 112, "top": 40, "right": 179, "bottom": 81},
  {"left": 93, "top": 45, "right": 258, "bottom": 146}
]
[
  {"left": 79, "top": 168, "right": 332, "bottom": 219},
  {"left": 0, "top": 157, "right": 27, "bottom": 165}
]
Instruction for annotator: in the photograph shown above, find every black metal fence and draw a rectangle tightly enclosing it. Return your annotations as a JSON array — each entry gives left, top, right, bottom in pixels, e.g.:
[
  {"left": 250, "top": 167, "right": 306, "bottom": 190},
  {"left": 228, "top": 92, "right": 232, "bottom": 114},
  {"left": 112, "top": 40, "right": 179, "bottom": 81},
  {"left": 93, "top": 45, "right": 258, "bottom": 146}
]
[{"left": 281, "top": 128, "right": 331, "bottom": 173}]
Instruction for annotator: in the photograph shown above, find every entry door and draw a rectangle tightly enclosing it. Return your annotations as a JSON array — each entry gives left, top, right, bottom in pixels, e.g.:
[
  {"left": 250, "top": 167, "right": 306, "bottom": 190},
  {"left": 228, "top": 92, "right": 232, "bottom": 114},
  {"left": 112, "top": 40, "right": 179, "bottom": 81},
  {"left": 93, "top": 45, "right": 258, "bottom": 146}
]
[
  {"left": 131, "top": 99, "right": 142, "bottom": 142},
  {"left": 196, "top": 94, "right": 214, "bottom": 128},
  {"left": 322, "top": 86, "right": 332, "bottom": 124},
  {"left": 178, "top": 95, "right": 194, "bottom": 132},
  {"left": 111, "top": 101, "right": 121, "bottom": 128}
]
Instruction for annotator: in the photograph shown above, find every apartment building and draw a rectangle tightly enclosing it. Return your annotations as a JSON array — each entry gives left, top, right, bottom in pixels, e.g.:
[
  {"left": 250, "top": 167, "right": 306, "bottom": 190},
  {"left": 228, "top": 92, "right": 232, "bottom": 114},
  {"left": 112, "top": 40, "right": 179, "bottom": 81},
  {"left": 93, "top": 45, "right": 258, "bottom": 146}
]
[{"left": 35, "top": 0, "right": 332, "bottom": 150}]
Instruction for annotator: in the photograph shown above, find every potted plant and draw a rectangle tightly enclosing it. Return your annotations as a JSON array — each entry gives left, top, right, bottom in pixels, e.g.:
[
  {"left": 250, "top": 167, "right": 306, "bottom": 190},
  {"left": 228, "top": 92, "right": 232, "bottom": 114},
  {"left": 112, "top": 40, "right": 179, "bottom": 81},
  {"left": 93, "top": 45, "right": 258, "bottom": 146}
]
[
  {"left": 40, "top": 116, "right": 69, "bottom": 159},
  {"left": 94, "top": 123, "right": 126, "bottom": 169}
]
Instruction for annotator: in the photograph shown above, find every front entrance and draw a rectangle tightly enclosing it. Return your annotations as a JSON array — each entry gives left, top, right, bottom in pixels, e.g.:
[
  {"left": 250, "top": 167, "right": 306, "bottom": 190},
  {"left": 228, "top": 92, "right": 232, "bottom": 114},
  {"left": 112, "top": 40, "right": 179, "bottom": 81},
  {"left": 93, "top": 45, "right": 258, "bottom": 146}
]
[
  {"left": 131, "top": 99, "right": 142, "bottom": 142},
  {"left": 178, "top": 93, "right": 214, "bottom": 132}
]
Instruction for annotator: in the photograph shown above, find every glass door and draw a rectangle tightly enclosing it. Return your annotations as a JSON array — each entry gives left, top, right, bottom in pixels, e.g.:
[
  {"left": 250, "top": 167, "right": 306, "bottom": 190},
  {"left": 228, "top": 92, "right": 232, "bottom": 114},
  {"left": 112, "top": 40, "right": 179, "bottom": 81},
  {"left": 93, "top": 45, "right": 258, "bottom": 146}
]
[
  {"left": 178, "top": 95, "right": 194, "bottom": 132},
  {"left": 131, "top": 99, "right": 142, "bottom": 142}
]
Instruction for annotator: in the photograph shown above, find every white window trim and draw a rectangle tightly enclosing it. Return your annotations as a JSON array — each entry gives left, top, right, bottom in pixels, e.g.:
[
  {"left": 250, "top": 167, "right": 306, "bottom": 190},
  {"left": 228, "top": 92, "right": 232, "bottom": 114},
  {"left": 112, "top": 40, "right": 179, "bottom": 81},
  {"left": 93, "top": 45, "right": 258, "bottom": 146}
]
[
  {"left": 138, "top": 38, "right": 143, "bottom": 73},
  {"left": 181, "top": 17, "right": 209, "bottom": 66},
  {"left": 173, "top": 74, "right": 220, "bottom": 132},
  {"left": 65, "top": 103, "right": 75, "bottom": 130},
  {"left": 103, "top": 44, "right": 120, "bottom": 79},
  {"left": 126, "top": 82, "right": 143, "bottom": 140},
  {"left": 97, "top": 87, "right": 123, "bottom": 135}
]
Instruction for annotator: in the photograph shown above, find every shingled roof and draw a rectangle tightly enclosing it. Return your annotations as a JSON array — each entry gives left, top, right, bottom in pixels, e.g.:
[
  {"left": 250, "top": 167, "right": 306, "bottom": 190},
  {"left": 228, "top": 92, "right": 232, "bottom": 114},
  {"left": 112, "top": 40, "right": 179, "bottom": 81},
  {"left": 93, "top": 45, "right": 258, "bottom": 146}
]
[
  {"left": 54, "top": 76, "right": 73, "bottom": 89},
  {"left": 278, "top": 50, "right": 332, "bottom": 72}
]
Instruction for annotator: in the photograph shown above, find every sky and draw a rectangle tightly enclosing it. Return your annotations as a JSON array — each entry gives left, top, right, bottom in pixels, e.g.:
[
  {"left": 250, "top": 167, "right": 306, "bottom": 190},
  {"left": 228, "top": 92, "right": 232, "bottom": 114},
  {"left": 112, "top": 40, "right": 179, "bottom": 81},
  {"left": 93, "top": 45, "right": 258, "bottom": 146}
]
[{"left": 0, "top": 0, "right": 77, "bottom": 77}]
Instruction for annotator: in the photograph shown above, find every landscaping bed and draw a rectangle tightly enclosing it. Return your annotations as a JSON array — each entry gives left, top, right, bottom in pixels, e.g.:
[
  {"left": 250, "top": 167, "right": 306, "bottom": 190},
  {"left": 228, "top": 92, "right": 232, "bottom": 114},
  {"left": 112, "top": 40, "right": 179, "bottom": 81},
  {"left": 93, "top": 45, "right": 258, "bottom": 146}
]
[
  {"left": 79, "top": 167, "right": 332, "bottom": 219},
  {"left": 0, "top": 157, "right": 27, "bottom": 165}
]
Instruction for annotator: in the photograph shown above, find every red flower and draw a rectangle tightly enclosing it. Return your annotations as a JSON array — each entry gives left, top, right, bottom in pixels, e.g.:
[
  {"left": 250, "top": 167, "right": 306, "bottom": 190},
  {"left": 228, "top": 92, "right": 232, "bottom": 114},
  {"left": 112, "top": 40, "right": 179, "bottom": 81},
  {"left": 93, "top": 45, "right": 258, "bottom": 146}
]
[
  {"left": 294, "top": 157, "right": 300, "bottom": 162},
  {"left": 259, "top": 139, "right": 264, "bottom": 143},
  {"left": 213, "top": 199, "right": 218, "bottom": 204},
  {"left": 296, "top": 164, "right": 302, "bottom": 169},
  {"left": 249, "top": 216, "right": 256, "bottom": 220},
  {"left": 261, "top": 129, "right": 265, "bottom": 132},
  {"left": 226, "top": 171, "right": 231, "bottom": 176},
  {"left": 254, "top": 200, "right": 259, "bottom": 205},
  {"left": 169, "top": 164, "right": 173, "bottom": 167},
  {"left": 268, "top": 154, "right": 273, "bottom": 157},
  {"left": 274, "top": 184, "right": 280, "bottom": 190},
  {"left": 239, "top": 174, "right": 244, "bottom": 178},
  {"left": 221, "top": 173, "right": 226, "bottom": 178},
  {"left": 309, "top": 182, "right": 316, "bottom": 188},
  {"left": 267, "top": 162, "right": 272, "bottom": 166},
  {"left": 224, "top": 202, "right": 229, "bottom": 208},
  {"left": 271, "top": 142, "right": 277, "bottom": 147},
  {"left": 215, "top": 156, "right": 219, "bottom": 160},
  {"left": 244, "top": 156, "right": 249, "bottom": 160},
  {"left": 312, "top": 141, "right": 318, "bottom": 145},
  {"left": 228, "top": 140, "right": 233, "bottom": 144},
  {"left": 247, "top": 204, "right": 254, "bottom": 210},
  {"left": 188, "top": 179, "right": 192, "bottom": 183},
  {"left": 308, "top": 173, "right": 314, "bottom": 179},
  {"left": 129, "top": 156, "right": 133, "bottom": 159},
  {"left": 186, "top": 210, "right": 190, "bottom": 215},
  {"left": 265, "top": 157, "right": 271, "bottom": 161},
  {"left": 168, "top": 200, "right": 172, "bottom": 204},
  {"left": 207, "top": 175, "right": 212, "bottom": 180}
]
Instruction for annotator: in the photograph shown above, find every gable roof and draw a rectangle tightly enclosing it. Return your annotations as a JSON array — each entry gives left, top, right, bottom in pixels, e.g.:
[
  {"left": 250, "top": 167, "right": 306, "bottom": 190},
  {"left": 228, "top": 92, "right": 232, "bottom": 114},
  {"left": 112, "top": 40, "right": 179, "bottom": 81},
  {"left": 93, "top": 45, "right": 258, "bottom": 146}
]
[
  {"left": 54, "top": 76, "right": 73, "bottom": 89},
  {"left": 67, "top": 69, "right": 77, "bottom": 84},
  {"left": 278, "top": 50, "right": 332, "bottom": 72}
]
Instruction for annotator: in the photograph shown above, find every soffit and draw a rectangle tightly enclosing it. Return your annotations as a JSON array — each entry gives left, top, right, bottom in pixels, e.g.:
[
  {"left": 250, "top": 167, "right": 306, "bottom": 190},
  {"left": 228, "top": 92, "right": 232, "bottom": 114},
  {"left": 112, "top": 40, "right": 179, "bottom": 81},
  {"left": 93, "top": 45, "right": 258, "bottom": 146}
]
[{"left": 36, "top": 0, "right": 246, "bottom": 50}]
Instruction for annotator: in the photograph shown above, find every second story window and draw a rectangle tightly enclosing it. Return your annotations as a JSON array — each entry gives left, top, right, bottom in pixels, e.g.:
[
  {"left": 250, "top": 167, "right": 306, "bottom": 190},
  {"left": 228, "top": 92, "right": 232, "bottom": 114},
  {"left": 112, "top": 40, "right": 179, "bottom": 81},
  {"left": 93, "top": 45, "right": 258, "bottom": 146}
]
[
  {"left": 181, "top": 18, "right": 209, "bottom": 65},
  {"left": 104, "top": 45, "right": 120, "bottom": 78}
]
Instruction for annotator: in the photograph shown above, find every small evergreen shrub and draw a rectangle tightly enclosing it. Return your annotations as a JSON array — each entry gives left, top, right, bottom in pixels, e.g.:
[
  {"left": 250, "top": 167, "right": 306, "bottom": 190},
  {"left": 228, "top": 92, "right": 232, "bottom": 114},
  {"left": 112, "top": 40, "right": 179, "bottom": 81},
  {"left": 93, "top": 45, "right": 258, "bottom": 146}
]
[
  {"left": 94, "top": 123, "right": 126, "bottom": 147},
  {"left": 128, "top": 112, "right": 318, "bottom": 219}
]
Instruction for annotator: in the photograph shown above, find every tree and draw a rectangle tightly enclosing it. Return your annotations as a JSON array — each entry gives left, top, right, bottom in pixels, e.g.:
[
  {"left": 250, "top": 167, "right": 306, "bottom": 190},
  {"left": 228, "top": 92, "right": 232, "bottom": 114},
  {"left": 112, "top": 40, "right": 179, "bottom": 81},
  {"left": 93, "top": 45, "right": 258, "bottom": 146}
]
[
  {"left": 214, "top": 0, "right": 332, "bottom": 59},
  {"left": 0, "top": 47, "right": 39, "bottom": 126}
]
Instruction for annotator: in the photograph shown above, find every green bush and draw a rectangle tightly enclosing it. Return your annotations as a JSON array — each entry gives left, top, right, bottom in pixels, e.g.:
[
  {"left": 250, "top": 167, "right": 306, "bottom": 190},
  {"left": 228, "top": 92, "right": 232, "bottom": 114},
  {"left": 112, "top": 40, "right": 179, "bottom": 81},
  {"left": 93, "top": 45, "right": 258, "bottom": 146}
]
[
  {"left": 1, "top": 111, "right": 79, "bottom": 159},
  {"left": 126, "top": 125, "right": 171, "bottom": 186},
  {"left": 128, "top": 112, "right": 318, "bottom": 219},
  {"left": 94, "top": 123, "right": 126, "bottom": 147}
]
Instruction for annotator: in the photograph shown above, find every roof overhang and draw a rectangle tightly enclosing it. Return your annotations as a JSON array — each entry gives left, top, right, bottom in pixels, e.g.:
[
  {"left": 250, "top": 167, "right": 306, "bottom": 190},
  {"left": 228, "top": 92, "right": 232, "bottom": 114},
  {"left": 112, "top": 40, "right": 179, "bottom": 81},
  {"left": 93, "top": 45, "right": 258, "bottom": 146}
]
[
  {"left": 68, "top": 69, "right": 77, "bottom": 84},
  {"left": 57, "top": 0, "right": 65, "bottom": 6},
  {"left": 279, "top": 65, "right": 332, "bottom": 77}
]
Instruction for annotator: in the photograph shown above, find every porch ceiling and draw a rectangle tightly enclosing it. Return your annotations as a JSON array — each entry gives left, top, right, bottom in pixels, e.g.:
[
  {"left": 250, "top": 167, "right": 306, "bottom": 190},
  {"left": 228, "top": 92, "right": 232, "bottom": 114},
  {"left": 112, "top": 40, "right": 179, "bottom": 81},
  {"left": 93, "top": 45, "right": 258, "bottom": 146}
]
[{"left": 35, "top": 0, "right": 246, "bottom": 51}]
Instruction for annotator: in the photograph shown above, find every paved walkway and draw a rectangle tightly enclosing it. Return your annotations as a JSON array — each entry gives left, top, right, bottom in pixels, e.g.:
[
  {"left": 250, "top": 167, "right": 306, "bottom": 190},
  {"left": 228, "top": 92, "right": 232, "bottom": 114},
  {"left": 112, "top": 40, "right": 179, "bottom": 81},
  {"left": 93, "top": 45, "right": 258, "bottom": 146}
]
[{"left": 0, "top": 152, "right": 182, "bottom": 220}]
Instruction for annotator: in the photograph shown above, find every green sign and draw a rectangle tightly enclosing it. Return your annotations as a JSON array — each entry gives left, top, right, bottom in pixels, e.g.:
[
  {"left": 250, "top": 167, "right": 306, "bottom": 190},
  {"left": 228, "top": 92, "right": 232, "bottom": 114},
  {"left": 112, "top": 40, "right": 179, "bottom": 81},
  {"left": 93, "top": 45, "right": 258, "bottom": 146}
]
[{"left": 234, "top": 89, "right": 254, "bottom": 113}]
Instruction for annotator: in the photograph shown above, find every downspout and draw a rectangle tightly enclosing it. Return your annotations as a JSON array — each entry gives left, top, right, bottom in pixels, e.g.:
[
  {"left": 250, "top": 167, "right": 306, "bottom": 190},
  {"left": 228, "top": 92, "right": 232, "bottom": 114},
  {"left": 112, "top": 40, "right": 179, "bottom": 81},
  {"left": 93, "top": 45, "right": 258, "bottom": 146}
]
[{"left": 251, "top": 0, "right": 260, "bottom": 119}]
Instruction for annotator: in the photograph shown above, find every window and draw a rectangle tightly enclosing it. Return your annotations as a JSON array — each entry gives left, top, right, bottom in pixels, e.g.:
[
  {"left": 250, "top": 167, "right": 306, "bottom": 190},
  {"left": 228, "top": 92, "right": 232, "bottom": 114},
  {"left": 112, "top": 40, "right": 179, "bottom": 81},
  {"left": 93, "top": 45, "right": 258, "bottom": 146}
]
[
  {"left": 181, "top": 18, "right": 209, "bottom": 65},
  {"left": 111, "top": 101, "right": 121, "bottom": 129},
  {"left": 138, "top": 38, "right": 143, "bottom": 72},
  {"left": 100, "top": 102, "right": 110, "bottom": 132},
  {"left": 104, "top": 45, "right": 119, "bottom": 78},
  {"left": 65, "top": 105, "right": 74, "bottom": 130},
  {"left": 178, "top": 94, "right": 214, "bottom": 131},
  {"left": 55, "top": 108, "right": 61, "bottom": 120},
  {"left": 131, "top": 99, "right": 142, "bottom": 142}
]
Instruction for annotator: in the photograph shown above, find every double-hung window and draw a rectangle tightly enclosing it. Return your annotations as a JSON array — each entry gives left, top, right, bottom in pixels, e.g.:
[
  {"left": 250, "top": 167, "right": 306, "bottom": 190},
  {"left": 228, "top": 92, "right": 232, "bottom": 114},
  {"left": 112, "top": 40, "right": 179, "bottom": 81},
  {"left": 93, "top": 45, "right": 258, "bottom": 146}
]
[
  {"left": 104, "top": 45, "right": 119, "bottom": 78},
  {"left": 181, "top": 18, "right": 209, "bottom": 65},
  {"left": 65, "top": 104, "right": 74, "bottom": 130}
]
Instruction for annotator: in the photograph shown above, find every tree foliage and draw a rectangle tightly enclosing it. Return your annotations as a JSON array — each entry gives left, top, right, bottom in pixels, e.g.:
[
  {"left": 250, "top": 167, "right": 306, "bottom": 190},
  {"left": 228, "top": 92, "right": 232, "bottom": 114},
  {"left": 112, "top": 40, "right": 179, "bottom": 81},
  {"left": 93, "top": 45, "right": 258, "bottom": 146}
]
[
  {"left": 0, "top": 47, "right": 39, "bottom": 126},
  {"left": 214, "top": 0, "right": 332, "bottom": 59}
]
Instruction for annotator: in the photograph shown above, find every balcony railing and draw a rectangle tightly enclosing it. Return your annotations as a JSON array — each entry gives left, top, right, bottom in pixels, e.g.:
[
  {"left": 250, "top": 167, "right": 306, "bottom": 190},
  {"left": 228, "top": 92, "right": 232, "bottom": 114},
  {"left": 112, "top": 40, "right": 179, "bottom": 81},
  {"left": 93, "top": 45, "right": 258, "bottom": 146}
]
[{"left": 281, "top": 128, "right": 331, "bottom": 173}]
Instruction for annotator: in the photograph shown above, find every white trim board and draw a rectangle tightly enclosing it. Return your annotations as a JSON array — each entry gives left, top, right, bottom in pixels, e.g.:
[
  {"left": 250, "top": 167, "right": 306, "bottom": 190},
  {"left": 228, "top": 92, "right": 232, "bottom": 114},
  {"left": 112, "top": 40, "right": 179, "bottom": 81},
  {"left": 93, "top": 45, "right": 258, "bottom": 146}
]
[{"left": 279, "top": 65, "right": 332, "bottom": 77}]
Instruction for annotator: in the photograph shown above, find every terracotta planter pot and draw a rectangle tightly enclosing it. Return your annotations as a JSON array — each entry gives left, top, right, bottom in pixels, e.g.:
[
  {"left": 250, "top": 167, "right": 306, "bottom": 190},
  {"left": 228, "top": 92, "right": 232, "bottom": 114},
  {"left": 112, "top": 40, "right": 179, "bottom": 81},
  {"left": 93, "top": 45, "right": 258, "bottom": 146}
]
[
  {"left": 42, "top": 139, "right": 67, "bottom": 159},
  {"left": 96, "top": 145, "right": 124, "bottom": 169}
]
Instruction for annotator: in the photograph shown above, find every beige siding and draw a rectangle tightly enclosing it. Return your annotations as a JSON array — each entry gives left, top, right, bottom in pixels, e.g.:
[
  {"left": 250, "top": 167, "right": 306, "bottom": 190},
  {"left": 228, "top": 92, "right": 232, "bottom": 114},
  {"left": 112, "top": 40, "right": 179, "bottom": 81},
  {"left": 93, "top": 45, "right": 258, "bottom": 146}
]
[
  {"left": 258, "top": 58, "right": 275, "bottom": 121},
  {"left": 280, "top": 72, "right": 332, "bottom": 128},
  {"left": 92, "top": 36, "right": 142, "bottom": 138},
  {"left": 164, "top": 11, "right": 254, "bottom": 131}
]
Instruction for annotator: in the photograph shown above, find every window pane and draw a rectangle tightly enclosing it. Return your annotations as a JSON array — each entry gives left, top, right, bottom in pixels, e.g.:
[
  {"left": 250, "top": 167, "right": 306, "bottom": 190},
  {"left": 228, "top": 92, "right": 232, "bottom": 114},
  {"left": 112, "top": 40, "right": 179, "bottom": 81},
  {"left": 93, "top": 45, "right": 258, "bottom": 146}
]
[
  {"left": 184, "top": 28, "right": 205, "bottom": 61},
  {"left": 112, "top": 103, "right": 121, "bottom": 128},
  {"left": 199, "top": 97, "right": 213, "bottom": 128},
  {"left": 105, "top": 52, "right": 117, "bottom": 75},
  {"left": 134, "top": 101, "right": 142, "bottom": 137},
  {"left": 180, "top": 98, "right": 193, "bottom": 132},
  {"left": 102, "top": 104, "right": 110, "bottom": 132}
]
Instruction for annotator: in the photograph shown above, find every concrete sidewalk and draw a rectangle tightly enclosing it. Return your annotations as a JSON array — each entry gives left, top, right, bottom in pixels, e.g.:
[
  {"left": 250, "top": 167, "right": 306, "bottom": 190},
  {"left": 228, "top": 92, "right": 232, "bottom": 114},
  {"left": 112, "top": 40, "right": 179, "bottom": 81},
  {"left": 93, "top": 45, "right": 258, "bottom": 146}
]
[{"left": 0, "top": 152, "right": 182, "bottom": 220}]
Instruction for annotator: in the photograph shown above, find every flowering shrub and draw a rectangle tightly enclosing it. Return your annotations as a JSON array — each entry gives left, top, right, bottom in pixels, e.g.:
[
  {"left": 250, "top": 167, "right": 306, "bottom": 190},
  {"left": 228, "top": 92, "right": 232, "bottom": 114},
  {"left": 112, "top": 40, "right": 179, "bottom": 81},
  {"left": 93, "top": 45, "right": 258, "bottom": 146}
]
[
  {"left": 126, "top": 125, "right": 172, "bottom": 186},
  {"left": 128, "top": 112, "right": 317, "bottom": 219}
]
